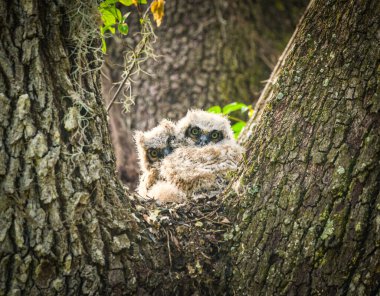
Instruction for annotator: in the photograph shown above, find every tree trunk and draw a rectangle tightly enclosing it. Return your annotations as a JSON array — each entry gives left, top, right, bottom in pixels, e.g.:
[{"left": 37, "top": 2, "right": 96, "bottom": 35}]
[
  {"left": 102, "top": 0, "right": 308, "bottom": 188},
  {"left": 0, "top": 1, "right": 163, "bottom": 294},
  {"left": 224, "top": 0, "right": 380, "bottom": 294}
]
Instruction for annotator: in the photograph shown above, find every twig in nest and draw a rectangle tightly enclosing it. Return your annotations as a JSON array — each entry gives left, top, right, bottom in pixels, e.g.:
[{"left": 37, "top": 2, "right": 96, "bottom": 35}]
[
  {"left": 190, "top": 205, "right": 223, "bottom": 223},
  {"left": 164, "top": 229, "right": 172, "bottom": 269},
  {"left": 200, "top": 251, "right": 212, "bottom": 260},
  {"left": 203, "top": 216, "right": 231, "bottom": 226}
]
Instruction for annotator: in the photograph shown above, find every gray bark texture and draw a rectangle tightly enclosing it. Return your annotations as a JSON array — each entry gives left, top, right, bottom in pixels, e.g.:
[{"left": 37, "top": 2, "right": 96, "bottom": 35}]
[
  {"left": 102, "top": 0, "right": 308, "bottom": 188},
  {"left": 225, "top": 0, "right": 380, "bottom": 294},
  {"left": 0, "top": 0, "right": 157, "bottom": 294},
  {"left": 0, "top": 0, "right": 379, "bottom": 295}
]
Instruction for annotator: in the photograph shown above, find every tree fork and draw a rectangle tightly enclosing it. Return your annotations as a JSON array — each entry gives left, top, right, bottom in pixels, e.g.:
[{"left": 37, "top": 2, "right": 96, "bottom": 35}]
[{"left": 0, "top": 0, "right": 379, "bottom": 295}]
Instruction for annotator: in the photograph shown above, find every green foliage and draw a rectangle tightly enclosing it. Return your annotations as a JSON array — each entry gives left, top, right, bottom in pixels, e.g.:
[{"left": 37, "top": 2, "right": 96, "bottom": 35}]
[
  {"left": 207, "top": 106, "right": 222, "bottom": 113},
  {"left": 221, "top": 102, "right": 248, "bottom": 115},
  {"left": 118, "top": 23, "right": 129, "bottom": 35},
  {"left": 119, "top": 0, "right": 147, "bottom": 5},
  {"left": 98, "top": 0, "right": 148, "bottom": 53},
  {"left": 207, "top": 102, "right": 254, "bottom": 139},
  {"left": 231, "top": 121, "right": 246, "bottom": 136}
]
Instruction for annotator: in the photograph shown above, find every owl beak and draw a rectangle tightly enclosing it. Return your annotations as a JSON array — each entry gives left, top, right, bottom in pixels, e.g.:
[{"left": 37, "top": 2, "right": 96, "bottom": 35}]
[
  {"left": 163, "top": 147, "right": 173, "bottom": 157},
  {"left": 197, "top": 135, "right": 210, "bottom": 147}
]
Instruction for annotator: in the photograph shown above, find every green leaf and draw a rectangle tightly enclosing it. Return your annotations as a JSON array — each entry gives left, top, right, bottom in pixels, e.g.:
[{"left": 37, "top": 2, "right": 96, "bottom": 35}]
[
  {"left": 231, "top": 121, "right": 246, "bottom": 139},
  {"left": 99, "top": 0, "right": 118, "bottom": 9},
  {"left": 100, "top": 5, "right": 122, "bottom": 22},
  {"left": 207, "top": 106, "right": 222, "bottom": 114},
  {"left": 119, "top": 0, "right": 135, "bottom": 6},
  {"left": 138, "top": 0, "right": 147, "bottom": 3},
  {"left": 115, "top": 8, "right": 122, "bottom": 21},
  {"left": 101, "top": 38, "right": 107, "bottom": 53},
  {"left": 222, "top": 102, "right": 248, "bottom": 115},
  {"left": 118, "top": 23, "right": 129, "bottom": 35},
  {"left": 100, "top": 9, "right": 116, "bottom": 26},
  {"left": 231, "top": 121, "right": 246, "bottom": 133},
  {"left": 241, "top": 106, "right": 249, "bottom": 113},
  {"left": 101, "top": 24, "right": 115, "bottom": 35}
]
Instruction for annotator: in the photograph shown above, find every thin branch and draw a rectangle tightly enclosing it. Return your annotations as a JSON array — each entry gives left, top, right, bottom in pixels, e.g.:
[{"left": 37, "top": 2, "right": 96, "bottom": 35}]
[
  {"left": 106, "top": 33, "right": 149, "bottom": 112},
  {"left": 228, "top": 115, "right": 246, "bottom": 123}
]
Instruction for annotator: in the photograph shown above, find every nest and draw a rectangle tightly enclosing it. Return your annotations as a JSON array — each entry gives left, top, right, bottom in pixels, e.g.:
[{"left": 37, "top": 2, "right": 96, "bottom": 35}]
[{"left": 126, "top": 189, "right": 234, "bottom": 293}]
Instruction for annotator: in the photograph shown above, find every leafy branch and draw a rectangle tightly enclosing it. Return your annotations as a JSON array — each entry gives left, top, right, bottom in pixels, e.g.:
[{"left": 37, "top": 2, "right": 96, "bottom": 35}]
[
  {"left": 207, "top": 102, "right": 254, "bottom": 139},
  {"left": 98, "top": 0, "right": 164, "bottom": 53},
  {"left": 99, "top": 0, "right": 165, "bottom": 112}
]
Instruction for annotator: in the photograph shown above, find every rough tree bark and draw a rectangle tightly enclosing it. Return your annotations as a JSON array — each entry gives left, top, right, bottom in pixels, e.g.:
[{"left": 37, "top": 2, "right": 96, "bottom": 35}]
[
  {"left": 0, "top": 1, "right": 169, "bottom": 295},
  {"left": 102, "top": 0, "right": 308, "bottom": 188},
  {"left": 0, "top": 0, "right": 379, "bottom": 295},
  {"left": 224, "top": 0, "right": 380, "bottom": 294}
]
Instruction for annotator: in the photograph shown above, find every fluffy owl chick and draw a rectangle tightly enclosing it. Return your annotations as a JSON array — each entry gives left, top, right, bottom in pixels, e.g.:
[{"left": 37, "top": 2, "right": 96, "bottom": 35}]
[
  {"left": 175, "top": 109, "right": 235, "bottom": 147},
  {"left": 134, "top": 119, "right": 182, "bottom": 202},
  {"left": 160, "top": 109, "right": 244, "bottom": 197},
  {"left": 160, "top": 143, "right": 244, "bottom": 196}
]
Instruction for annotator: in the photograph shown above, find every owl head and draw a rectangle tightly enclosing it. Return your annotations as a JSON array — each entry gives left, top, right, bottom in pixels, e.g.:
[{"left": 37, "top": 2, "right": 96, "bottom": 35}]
[
  {"left": 134, "top": 119, "right": 176, "bottom": 173},
  {"left": 176, "top": 109, "right": 234, "bottom": 147}
]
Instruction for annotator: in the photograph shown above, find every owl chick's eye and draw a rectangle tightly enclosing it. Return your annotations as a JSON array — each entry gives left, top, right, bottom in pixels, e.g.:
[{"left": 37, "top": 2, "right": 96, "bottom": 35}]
[
  {"left": 188, "top": 126, "right": 201, "bottom": 138},
  {"left": 210, "top": 130, "right": 223, "bottom": 142},
  {"left": 147, "top": 148, "right": 159, "bottom": 162}
]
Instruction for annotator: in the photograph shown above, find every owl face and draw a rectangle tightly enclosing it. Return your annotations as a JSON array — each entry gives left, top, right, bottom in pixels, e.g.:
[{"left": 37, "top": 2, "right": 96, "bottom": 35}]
[
  {"left": 176, "top": 109, "right": 234, "bottom": 147},
  {"left": 134, "top": 119, "right": 176, "bottom": 172},
  {"left": 185, "top": 126, "right": 224, "bottom": 146}
]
